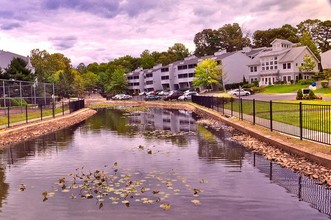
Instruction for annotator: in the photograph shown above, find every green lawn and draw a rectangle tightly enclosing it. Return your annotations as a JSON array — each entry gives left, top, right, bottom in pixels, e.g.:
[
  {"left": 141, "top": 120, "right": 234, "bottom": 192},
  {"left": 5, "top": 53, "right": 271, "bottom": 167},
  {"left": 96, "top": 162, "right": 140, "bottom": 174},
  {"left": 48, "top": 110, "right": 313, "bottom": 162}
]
[
  {"left": 315, "top": 87, "right": 331, "bottom": 95},
  {"left": 222, "top": 99, "right": 331, "bottom": 133},
  {"left": 262, "top": 84, "right": 308, "bottom": 94},
  {"left": 0, "top": 106, "right": 68, "bottom": 126}
]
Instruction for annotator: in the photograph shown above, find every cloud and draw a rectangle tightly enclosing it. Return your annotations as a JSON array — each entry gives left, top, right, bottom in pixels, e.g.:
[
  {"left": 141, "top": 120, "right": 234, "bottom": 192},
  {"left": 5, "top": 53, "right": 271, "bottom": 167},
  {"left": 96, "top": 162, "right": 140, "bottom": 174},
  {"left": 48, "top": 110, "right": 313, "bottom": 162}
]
[
  {"left": 0, "top": 22, "right": 22, "bottom": 30},
  {"left": 49, "top": 36, "right": 78, "bottom": 50}
]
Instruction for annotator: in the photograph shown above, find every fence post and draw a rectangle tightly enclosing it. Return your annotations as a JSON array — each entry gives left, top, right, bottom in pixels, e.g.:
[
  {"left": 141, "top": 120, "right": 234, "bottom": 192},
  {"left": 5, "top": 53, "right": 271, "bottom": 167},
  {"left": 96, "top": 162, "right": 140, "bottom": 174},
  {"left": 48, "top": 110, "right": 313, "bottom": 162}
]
[
  {"left": 240, "top": 98, "right": 243, "bottom": 120},
  {"left": 231, "top": 98, "right": 233, "bottom": 116},
  {"left": 222, "top": 97, "right": 225, "bottom": 115},
  {"left": 270, "top": 100, "right": 273, "bottom": 131},
  {"left": 25, "top": 105, "right": 28, "bottom": 123},
  {"left": 62, "top": 102, "right": 64, "bottom": 115},
  {"left": 52, "top": 102, "right": 55, "bottom": 118},
  {"left": 299, "top": 102, "right": 303, "bottom": 140},
  {"left": 7, "top": 106, "right": 10, "bottom": 128},
  {"left": 253, "top": 99, "right": 256, "bottom": 125},
  {"left": 40, "top": 105, "right": 43, "bottom": 120}
]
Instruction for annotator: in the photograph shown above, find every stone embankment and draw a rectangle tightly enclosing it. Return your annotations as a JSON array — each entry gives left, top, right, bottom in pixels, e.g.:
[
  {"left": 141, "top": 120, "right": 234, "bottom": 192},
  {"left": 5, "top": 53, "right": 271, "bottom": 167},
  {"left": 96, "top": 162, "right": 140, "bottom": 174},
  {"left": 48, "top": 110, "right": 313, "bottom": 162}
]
[{"left": 0, "top": 108, "right": 96, "bottom": 148}]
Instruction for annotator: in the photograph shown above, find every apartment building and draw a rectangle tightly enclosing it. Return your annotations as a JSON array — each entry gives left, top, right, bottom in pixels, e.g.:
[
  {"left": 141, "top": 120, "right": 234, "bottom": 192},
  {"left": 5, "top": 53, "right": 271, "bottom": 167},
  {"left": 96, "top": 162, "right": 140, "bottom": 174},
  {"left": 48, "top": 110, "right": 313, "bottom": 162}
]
[{"left": 247, "top": 39, "right": 320, "bottom": 86}]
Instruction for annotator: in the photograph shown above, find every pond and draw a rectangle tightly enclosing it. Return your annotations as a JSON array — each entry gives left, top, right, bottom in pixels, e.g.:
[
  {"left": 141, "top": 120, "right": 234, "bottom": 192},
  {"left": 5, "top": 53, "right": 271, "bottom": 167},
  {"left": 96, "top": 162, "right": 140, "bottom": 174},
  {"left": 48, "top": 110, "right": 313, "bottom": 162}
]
[{"left": 0, "top": 108, "right": 330, "bottom": 220}]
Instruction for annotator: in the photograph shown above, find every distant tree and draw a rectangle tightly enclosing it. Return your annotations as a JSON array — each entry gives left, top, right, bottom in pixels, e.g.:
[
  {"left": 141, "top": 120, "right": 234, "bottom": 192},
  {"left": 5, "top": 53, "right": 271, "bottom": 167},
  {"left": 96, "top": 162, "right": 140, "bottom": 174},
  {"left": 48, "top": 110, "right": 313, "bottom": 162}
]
[
  {"left": 252, "top": 24, "right": 299, "bottom": 48},
  {"left": 76, "top": 63, "right": 87, "bottom": 74},
  {"left": 194, "top": 29, "right": 221, "bottom": 56},
  {"left": 82, "top": 71, "right": 98, "bottom": 92},
  {"left": 105, "top": 68, "right": 128, "bottom": 94},
  {"left": 218, "top": 23, "right": 251, "bottom": 52},
  {"left": 193, "top": 58, "right": 222, "bottom": 90},
  {"left": 112, "top": 55, "right": 141, "bottom": 72},
  {"left": 86, "top": 62, "right": 100, "bottom": 74},
  {"left": 3, "top": 57, "right": 33, "bottom": 81},
  {"left": 157, "top": 51, "right": 176, "bottom": 66},
  {"left": 298, "top": 31, "right": 320, "bottom": 60},
  {"left": 167, "top": 43, "right": 190, "bottom": 61},
  {"left": 140, "top": 50, "right": 157, "bottom": 69},
  {"left": 299, "top": 54, "right": 316, "bottom": 73}
]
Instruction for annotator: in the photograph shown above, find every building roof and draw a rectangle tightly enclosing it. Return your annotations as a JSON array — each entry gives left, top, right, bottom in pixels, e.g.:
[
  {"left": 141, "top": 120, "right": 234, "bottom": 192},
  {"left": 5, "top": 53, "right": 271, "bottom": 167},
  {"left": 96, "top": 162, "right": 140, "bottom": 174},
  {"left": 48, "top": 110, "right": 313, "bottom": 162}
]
[
  {"left": 278, "top": 46, "right": 306, "bottom": 63},
  {"left": 245, "top": 48, "right": 270, "bottom": 58},
  {"left": 0, "top": 50, "right": 28, "bottom": 69},
  {"left": 270, "top": 38, "right": 295, "bottom": 46}
]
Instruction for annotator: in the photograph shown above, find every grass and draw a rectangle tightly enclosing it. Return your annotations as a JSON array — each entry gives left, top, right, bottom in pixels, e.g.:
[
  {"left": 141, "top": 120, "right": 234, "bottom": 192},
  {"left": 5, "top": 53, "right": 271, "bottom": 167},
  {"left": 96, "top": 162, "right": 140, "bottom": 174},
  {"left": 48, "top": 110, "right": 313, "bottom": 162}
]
[
  {"left": 262, "top": 84, "right": 308, "bottom": 94},
  {"left": 0, "top": 106, "right": 69, "bottom": 126},
  {"left": 222, "top": 99, "right": 331, "bottom": 133},
  {"left": 315, "top": 87, "right": 331, "bottom": 95}
]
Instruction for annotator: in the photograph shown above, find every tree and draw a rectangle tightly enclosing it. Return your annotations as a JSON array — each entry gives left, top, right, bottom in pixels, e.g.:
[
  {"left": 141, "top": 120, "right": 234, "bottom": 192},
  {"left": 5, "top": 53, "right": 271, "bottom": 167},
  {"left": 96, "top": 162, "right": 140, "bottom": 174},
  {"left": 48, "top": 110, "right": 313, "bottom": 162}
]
[
  {"left": 140, "top": 50, "right": 157, "bottom": 69},
  {"left": 299, "top": 54, "right": 316, "bottom": 73},
  {"left": 193, "top": 58, "right": 222, "bottom": 90},
  {"left": 218, "top": 23, "right": 251, "bottom": 52},
  {"left": 253, "top": 24, "right": 299, "bottom": 48},
  {"left": 194, "top": 29, "right": 221, "bottom": 56},
  {"left": 82, "top": 71, "right": 98, "bottom": 92},
  {"left": 3, "top": 57, "right": 33, "bottom": 81},
  {"left": 76, "top": 63, "right": 87, "bottom": 74},
  {"left": 167, "top": 43, "right": 190, "bottom": 61},
  {"left": 105, "top": 68, "right": 128, "bottom": 94},
  {"left": 298, "top": 31, "right": 320, "bottom": 60}
]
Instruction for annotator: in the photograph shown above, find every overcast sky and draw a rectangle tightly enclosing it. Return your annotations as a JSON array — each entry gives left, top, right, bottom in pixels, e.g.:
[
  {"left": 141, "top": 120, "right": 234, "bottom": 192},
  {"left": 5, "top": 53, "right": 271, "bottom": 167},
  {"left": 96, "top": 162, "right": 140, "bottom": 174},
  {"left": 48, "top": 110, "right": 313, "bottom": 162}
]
[{"left": 0, "top": 0, "right": 330, "bottom": 66}]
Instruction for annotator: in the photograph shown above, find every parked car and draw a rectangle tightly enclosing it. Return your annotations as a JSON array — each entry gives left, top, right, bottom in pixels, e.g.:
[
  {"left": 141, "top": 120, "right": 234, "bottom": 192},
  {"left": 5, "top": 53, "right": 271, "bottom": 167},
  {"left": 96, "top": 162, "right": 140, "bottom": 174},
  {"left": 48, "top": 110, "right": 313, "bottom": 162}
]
[
  {"left": 164, "top": 90, "right": 184, "bottom": 101},
  {"left": 144, "top": 95, "right": 161, "bottom": 101},
  {"left": 157, "top": 90, "right": 170, "bottom": 96},
  {"left": 228, "top": 89, "right": 251, "bottom": 96},
  {"left": 178, "top": 91, "right": 199, "bottom": 101},
  {"left": 111, "top": 94, "right": 132, "bottom": 100}
]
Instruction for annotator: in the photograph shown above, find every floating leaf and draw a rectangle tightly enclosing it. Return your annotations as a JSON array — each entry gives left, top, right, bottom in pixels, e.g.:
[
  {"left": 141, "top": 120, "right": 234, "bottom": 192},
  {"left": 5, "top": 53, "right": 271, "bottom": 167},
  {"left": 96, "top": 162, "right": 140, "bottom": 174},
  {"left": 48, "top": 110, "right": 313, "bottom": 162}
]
[
  {"left": 19, "top": 184, "right": 26, "bottom": 191},
  {"left": 99, "top": 202, "right": 104, "bottom": 209},
  {"left": 147, "top": 149, "right": 152, "bottom": 154},
  {"left": 152, "top": 190, "right": 160, "bottom": 194},
  {"left": 138, "top": 145, "right": 144, "bottom": 150},
  {"left": 160, "top": 203, "right": 171, "bottom": 210},
  {"left": 199, "top": 179, "right": 208, "bottom": 184},
  {"left": 141, "top": 187, "right": 146, "bottom": 193},
  {"left": 114, "top": 162, "right": 118, "bottom": 167},
  {"left": 191, "top": 199, "right": 200, "bottom": 205}
]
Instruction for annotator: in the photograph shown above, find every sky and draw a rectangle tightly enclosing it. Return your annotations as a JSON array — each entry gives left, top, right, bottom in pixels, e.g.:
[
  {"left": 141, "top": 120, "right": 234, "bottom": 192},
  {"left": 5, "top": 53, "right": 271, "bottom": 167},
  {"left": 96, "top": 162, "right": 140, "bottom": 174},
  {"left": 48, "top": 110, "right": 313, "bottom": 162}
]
[{"left": 0, "top": 0, "right": 330, "bottom": 66}]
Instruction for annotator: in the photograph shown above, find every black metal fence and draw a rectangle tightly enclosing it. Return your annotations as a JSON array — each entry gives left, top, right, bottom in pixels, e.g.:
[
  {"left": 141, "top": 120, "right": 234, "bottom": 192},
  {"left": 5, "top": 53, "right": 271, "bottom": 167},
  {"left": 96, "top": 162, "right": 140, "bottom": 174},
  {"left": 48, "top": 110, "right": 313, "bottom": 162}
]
[
  {"left": 0, "top": 99, "right": 85, "bottom": 129},
  {"left": 192, "top": 95, "right": 331, "bottom": 145}
]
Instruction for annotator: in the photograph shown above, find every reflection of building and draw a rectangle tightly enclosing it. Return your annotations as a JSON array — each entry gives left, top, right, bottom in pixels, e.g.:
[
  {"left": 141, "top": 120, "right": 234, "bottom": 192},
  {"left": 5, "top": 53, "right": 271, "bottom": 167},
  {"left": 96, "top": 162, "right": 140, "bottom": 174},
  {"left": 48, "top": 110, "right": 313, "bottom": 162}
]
[{"left": 128, "top": 108, "right": 196, "bottom": 133}]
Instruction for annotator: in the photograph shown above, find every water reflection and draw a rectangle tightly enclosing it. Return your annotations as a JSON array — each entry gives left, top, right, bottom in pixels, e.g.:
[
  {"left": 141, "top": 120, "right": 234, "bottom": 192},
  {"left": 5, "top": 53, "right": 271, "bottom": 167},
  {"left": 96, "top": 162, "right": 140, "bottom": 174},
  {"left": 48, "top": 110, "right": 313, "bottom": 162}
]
[{"left": 0, "top": 166, "right": 9, "bottom": 208}]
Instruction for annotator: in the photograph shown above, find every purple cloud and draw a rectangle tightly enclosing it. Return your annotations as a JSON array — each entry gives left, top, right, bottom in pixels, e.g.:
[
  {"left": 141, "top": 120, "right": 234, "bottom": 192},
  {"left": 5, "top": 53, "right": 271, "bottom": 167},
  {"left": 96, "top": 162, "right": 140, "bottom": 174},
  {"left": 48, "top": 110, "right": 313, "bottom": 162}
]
[
  {"left": 49, "top": 36, "right": 78, "bottom": 50},
  {"left": 0, "top": 22, "right": 21, "bottom": 30}
]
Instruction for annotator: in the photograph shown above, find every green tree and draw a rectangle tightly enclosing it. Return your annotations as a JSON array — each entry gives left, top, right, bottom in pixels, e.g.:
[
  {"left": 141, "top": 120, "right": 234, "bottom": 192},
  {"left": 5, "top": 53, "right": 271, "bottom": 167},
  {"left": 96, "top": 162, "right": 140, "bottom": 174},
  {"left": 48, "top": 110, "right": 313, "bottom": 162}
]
[
  {"left": 193, "top": 58, "right": 222, "bottom": 90},
  {"left": 105, "top": 68, "right": 128, "bottom": 94},
  {"left": 3, "top": 57, "right": 33, "bottom": 81},
  {"left": 218, "top": 23, "right": 251, "bottom": 52},
  {"left": 194, "top": 29, "right": 221, "bottom": 56},
  {"left": 299, "top": 54, "right": 316, "bottom": 73},
  {"left": 140, "top": 50, "right": 157, "bottom": 69},
  {"left": 76, "top": 63, "right": 87, "bottom": 74},
  {"left": 82, "top": 71, "right": 98, "bottom": 92},
  {"left": 167, "top": 43, "right": 190, "bottom": 61},
  {"left": 298, "top": 31, "right": 320, "bottom": 60},
  {"left": 253, "top": 24, "right": 299, "bottom": 48}
]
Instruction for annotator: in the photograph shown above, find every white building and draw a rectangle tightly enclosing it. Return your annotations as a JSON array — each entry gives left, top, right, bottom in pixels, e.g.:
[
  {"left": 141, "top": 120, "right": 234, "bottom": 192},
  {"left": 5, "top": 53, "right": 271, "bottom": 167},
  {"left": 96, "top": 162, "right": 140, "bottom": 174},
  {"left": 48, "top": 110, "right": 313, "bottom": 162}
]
[
  {"left": 321, "top": 49, "right": 331, "bottom": 70},
  {"left": 247, "top": 39, "right": 320, "bottom": 86},
  {"left": 0, "top": 50, "right": 35, "bottom": 73}
]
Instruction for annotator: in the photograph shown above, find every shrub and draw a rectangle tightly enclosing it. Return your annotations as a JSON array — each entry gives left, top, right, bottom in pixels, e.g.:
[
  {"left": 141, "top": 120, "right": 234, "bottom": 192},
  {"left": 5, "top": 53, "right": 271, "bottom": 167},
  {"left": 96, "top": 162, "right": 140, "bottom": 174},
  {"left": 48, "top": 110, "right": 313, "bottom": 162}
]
[
  {"left": 242, "top": 83, "right": 255, "bottom": 89},
  {"left": 321, "top": 80, "right": 329, "bottom": 88},
  {"left": 308, "top": 90, "right": 317, "bottom": 100},
  {"left": 10, "top": 98, "right": 28, "bottom": 106},
  {"left": 253, "top": 80, "right": 259, "bottom": 87},
  {"left": 297, "top": 79, "right": 314, "bottom": 85},
  {"left": 250, "top": 86, "right": 265, "bottom": 94},
  {"left": 296, "top": 89, "right": 303, "bottom": 100}
]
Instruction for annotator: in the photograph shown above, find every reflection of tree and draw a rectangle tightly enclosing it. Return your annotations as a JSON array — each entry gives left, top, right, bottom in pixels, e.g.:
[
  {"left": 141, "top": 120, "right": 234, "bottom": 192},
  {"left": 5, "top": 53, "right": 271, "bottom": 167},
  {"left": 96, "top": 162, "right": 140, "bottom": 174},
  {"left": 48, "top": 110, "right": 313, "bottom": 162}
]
[
  {"left": 86, "top": 108, "right": 135, "bottom": 136},
  {"left": 197, "top": 125, "right": 245, "bottom": 164},
  {"left": 0, "top": 166, "right": 9, "bottom": 208},
  {"left": 4, "top": 124, "right": 79, "bottom": 165}
]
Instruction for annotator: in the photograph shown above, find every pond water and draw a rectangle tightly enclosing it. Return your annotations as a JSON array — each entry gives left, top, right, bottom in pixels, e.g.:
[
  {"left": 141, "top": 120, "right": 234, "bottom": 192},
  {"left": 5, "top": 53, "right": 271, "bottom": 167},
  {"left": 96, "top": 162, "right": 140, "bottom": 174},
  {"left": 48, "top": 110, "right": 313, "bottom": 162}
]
[{"left": 0, "top": 108, "right": 330, "bottom": 220}]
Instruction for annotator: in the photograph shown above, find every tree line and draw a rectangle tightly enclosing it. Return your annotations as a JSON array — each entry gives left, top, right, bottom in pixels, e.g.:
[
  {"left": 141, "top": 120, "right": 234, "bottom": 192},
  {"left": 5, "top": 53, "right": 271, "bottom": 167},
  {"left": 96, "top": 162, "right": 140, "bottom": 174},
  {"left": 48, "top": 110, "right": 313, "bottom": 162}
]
[{"left": 0, "top": 18, "right": 329, "bottom": 97}]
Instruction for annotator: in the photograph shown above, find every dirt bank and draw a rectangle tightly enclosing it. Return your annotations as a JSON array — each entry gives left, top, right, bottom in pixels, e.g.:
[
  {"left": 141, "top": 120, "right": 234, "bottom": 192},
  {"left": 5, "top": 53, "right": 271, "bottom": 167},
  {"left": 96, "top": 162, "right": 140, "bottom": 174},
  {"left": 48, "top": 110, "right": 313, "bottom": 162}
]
[{"left": 0, "top": 108, "right": 97, "bottom": 148}]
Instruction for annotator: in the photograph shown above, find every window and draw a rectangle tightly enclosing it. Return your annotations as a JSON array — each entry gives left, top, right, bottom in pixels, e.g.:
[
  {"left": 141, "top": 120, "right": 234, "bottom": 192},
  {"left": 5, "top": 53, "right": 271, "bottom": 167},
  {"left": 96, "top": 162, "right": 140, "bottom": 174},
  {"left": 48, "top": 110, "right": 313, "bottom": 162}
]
[
  {"left": 270, "top": 66, "right": 273, "bottom": 70},
  {"left": 274, "top": 57, "right": 277, "bottom": 60},
  {"left": 254, "top": 66, "right": 257, "bottom": 72},
  {"left": 178, "top": 74, "right": 188, "bottom": 78},
  {"left": 262, "top": 67, "right": 265, "bottom": 70},
  {"left": 283, "top": 64, "right": 287, "bottom": 69},
  {"left": 275, "top": 66, "right": 278, "bottom": 69},
  {"left": 189, "top": 73, "right": 194, "bottom": 77},
  {"left": 287, "top": 63, "right": 291, "bottom": 69},
  {"left": 178, "top": 65, "right": 187, "bottom": 70},
  {"left": 161, "top": 76, "right": 169, "bottom": 80},
  {"left": 250, "top": 67, "right": 254, "bottom": 72},
  {"left": 145, "top": 73, "right": 152, "bottom": 78},
  {"left": 146, "top": 81, "right": 153, "bottom": 85},
  {"left": 266, "top": 66, "right": 269, "bottom": 70},
  {"left": 128, "top": 76, "right": 133, "bottom": 80},
  {"left": 161, "top": 67, "right": 169, "bottom": 72},
  {"left": 188, "top": 64, "right": 197, "bottom": 69}
]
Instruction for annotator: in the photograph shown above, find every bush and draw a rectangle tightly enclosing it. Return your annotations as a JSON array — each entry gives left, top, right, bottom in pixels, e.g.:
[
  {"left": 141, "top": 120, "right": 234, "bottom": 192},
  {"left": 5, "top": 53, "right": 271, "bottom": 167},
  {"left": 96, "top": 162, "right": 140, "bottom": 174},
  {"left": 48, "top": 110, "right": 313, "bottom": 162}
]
[
  {"left": 253, "top": 80, "right": 259, "bottom": 87},
  {"left": 10, "top": 98, "right": 28, "bottom": 106},
  {"left": 308, "top": 90, "right": 317, "bottom": 100},
  {"left": 296, "top": 89, "right": 303, "bottom": 100},
  {"left": 297, "top": 79, "right": 314, "bottom": 85},
  {"left": 242, "top": 83, "right": 255, "bottom": 89},
  {"left": 321, "top": 80, "right": 329, "bottom": 88},
  {"left": 250, "top": 86, "right": 265, "bottom": 94}
]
